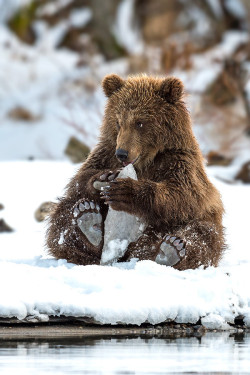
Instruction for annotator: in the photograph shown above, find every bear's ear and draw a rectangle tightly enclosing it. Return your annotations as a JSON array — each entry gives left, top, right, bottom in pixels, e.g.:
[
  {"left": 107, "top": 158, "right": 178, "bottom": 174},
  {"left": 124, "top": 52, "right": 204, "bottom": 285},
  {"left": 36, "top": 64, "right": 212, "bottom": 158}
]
[
  {"left": 102, "top": 74, "right": 125, "bottom": 97},
  {"left": 158, "top": 77, "right": 184, "bottom": 104}
]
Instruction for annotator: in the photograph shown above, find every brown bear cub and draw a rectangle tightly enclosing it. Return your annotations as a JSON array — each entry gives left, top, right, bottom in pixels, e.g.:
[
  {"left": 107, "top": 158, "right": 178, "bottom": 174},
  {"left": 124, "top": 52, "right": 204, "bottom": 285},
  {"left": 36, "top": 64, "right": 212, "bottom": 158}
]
[{"left": 47, "top": 74, "right": 225, "bottom": 270}]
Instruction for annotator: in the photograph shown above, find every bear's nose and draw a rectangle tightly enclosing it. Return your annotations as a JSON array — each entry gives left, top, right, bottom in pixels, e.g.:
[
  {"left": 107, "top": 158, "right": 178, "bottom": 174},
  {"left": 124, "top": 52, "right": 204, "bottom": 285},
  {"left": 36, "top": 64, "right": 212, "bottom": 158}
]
[{"left": 116, "top": 148, "right": 128, "bottom": 161}]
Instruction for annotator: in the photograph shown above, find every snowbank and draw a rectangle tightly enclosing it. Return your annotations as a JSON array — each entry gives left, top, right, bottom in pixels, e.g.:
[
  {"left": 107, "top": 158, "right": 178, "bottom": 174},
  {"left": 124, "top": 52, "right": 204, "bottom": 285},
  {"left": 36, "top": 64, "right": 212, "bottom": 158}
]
[
  {"left": 0, "top": 161, "right": 250, "bottom": 329},
  {"left": 0, "top": 9, "right": 248, "bottom": 163},
  {"left": 0, "top": 23, "right": 128, "bottom": 161}
]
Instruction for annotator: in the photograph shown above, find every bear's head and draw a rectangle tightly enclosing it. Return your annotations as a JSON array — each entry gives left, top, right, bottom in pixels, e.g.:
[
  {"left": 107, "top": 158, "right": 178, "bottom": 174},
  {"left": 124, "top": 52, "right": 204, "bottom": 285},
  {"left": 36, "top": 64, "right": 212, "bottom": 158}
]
[{"left": 102, "top": 74, "right": 196, "bottom": 169}]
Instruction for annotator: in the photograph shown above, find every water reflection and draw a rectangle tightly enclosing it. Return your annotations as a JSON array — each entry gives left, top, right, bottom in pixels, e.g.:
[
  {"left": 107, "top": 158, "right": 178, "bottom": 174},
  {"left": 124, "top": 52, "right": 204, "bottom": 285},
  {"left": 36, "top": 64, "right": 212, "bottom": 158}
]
[{"left": 0, "top": 332, "right": 249, "bottom": 374}]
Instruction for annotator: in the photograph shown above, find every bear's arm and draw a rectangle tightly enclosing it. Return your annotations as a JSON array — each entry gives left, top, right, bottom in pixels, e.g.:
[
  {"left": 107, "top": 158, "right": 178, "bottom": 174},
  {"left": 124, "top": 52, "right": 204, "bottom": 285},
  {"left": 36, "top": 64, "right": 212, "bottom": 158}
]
[
  {"left": 103, "top": 172, "right": 216, "bottom": 229},
  {"left": 65, "top": 139, "right": 121, "bottom": 201}
]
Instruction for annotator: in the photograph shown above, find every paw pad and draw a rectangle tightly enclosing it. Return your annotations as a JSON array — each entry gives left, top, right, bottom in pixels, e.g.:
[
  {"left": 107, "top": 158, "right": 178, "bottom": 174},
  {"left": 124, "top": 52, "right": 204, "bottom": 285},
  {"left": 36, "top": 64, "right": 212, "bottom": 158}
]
[
  {"left": 155, "top": 235, "right": 186, "bottom": 266},
  {"left": 73, "top": 199, "right": 102, "bottom": 248}
]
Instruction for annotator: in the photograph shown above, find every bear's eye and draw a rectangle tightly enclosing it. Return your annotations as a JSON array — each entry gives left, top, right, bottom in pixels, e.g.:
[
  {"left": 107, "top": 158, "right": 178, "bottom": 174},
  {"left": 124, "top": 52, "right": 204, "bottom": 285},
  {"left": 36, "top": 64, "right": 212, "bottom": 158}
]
[
  {"left": 116, "top": 121, "right": 120, "bottom": 130},
  {"left": 136, "top": 122, "right": 143, "bottom": 129}
]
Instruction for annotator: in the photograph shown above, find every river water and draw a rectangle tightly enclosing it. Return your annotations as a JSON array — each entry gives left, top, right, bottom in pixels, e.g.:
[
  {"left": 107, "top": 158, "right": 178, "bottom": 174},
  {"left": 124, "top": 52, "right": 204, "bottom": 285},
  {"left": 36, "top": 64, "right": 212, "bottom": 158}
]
[{"left": 0, "top": 332, "right": 249, "bottom": 374}]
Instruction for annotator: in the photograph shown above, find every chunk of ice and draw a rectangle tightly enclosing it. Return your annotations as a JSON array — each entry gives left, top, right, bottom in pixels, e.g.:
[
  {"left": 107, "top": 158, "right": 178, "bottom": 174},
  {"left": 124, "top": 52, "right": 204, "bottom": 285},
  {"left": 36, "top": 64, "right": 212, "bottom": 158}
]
[{"left": 101, "top": 164, "right": 145, "bottom": 265}]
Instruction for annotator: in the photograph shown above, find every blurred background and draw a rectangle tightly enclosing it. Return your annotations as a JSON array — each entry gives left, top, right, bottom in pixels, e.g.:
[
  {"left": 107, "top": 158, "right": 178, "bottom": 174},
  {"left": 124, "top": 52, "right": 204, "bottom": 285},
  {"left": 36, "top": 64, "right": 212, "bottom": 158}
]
[{"left": 0, "top": 0, "right": 250, "bottom": 182}]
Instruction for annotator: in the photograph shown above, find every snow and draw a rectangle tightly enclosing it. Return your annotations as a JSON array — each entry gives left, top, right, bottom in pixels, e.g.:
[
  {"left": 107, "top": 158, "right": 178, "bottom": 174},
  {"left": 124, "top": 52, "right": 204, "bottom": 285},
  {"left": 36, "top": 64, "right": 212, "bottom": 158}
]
[
  {"left": 206, "top": 0, "right": 223, "bottom": 19},
  {"left": 0, "top": 22, "right": 128, "bottom": 161},
  {"left": 101, "top": 239, "right": 129, "bottom": 265},
  {"left": 69, "top": 8, "right": 92, "bottom": 28},
  {"left": 225, "top": 0, "right": 246, "bottom": 19},
  {"left": 114, "top": 0, "right": 144, "bottom": 55},
  {"left": 176, "top": 30, "right": 249, "bottom": 94},
  {"left": 34, "top": 8, "right": 93, "bottom": 49},
  {"left": 0, "top": 161, "right": 250, "bottom": 328},
  {"left": 0, "top": 11, "right": 247, "bottom": 162},
  {"left": 0, "top": 0, "right": 33, "bottom": 22},
  {"left": 37, "top": 0, "right": 74, "bottom": 17},
  {"left": 0, "top": 1, "right": 250, "bottom": 329}
]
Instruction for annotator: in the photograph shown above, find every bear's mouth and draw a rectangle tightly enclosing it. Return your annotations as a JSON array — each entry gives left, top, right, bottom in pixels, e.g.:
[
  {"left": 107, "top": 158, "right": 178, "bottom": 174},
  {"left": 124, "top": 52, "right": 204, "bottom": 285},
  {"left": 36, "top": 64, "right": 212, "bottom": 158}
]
[{"left": 123, "top": 155, "right": 140, "bottom": 167}]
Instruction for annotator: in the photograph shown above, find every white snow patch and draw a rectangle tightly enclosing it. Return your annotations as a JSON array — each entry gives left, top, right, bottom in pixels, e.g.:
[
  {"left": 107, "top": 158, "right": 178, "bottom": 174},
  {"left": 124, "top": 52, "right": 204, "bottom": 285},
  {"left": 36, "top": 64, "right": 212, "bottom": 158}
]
[
  {"left": 101, "top": 239, "right": 129, "bottom": 265},
  {"left": 202, "top": 314, "right": 231, "bottom": 330},
  {"left": 0, "top": 161, "right": 249, "bottom": 327},
  {"left": 114, "top": 0, "right": 144, "bottom": 55},
  {"left": 70, "top": 8, "right": 92, "bottom": 28},
  {"left": 0, "top": 0, "right": 33, "bottom": 22},
  {"left": 0, "top": 21, "right": 128, "bottom": 161},
  {"left": 224, "top": 0, "right": 245, "bottom": 19},
  {"left": 37, "top": 0, "right": 73, "bottom": 17},
  {"left": 175, "top": 31, "right": 249, "bottom": 94},
  {"left": 206, "top": 0, "right": 223, "bottom": 18},
  {"left": 58, "top": 232, "right": 64, "bottom": 245}
]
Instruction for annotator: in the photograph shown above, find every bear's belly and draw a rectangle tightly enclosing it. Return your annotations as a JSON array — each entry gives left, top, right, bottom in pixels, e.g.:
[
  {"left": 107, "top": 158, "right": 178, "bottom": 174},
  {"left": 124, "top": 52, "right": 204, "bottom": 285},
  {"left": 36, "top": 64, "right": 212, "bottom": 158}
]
[{"left": 100, "top": 164, "right": 145, "bottom": 265}]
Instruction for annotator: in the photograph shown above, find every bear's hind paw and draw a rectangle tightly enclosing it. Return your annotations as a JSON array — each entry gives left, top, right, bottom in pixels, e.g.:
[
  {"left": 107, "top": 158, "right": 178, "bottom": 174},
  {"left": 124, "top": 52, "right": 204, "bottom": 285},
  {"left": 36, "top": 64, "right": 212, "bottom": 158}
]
[
  {"left": 73, "top": 199, "right": 103, "bottom": 248},
  {"left": 155, "top": 235, "right": 186, "bottom": 266}
]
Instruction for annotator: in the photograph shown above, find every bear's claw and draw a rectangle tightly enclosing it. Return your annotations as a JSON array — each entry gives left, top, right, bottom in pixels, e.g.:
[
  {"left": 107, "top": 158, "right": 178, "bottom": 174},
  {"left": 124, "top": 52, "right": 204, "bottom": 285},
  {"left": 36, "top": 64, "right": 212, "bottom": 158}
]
[
  {"left": 99, "top": 169, "right": 122, "bottom": 182},
  {"left": 73, "top": 199, "right": 102, "bottom": 248},
  {"left": 93, "top": 169, "right": 121, "bottom": 191},
  {"left": 155, "top": 235, "right": 186, "bottom": 266}
]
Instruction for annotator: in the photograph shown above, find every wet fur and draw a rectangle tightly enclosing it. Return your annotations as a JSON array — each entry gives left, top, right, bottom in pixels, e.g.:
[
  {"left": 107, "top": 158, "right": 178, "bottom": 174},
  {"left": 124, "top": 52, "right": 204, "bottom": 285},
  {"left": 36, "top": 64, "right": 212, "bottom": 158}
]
[{"left": 47, "top": 74, "right": 225, "bottom": 269}]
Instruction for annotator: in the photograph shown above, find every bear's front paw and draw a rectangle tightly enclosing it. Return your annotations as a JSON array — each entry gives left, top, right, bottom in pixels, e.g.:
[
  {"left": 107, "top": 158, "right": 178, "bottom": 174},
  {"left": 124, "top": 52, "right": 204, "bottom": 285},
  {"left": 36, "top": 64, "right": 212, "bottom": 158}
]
[
  {"left": 93, "top": 169, "right": 122, "bottom": 191},
  {"left": 100, "top": 178, "right": 136, "bottom": 212}
]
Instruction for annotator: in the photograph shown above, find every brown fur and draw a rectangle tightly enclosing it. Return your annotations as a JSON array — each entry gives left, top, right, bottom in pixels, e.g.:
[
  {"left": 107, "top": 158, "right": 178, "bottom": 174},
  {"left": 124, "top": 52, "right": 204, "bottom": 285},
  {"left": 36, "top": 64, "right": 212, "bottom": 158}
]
[{"left": 46, "top": 74, "right": 225, "bottom": 269}]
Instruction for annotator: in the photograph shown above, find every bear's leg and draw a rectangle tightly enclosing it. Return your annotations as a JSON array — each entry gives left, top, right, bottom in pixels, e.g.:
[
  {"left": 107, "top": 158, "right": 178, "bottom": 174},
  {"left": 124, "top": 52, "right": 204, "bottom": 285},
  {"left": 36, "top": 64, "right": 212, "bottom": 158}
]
[
  {"left": 119, "top": 226, "right": 162, "bottom": 262},
  {"left": 47, "top": 197, "right": 105, "bottom": 265},
  {"left": 121, "top": 221, "right": 224, "bottom": 270},
  {"left": 120, "top": 228, "right": 184, "bottom": 266},
  {"left": 169, "top": 220, "right": 225, "bottom": 270}
]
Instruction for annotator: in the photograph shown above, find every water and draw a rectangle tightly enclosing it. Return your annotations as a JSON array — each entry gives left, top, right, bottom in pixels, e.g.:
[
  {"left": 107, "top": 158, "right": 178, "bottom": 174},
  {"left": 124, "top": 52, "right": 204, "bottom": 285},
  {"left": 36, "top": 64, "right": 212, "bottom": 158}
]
[{"left": 0, "top": 332, "right": 250, "bottom": 374}]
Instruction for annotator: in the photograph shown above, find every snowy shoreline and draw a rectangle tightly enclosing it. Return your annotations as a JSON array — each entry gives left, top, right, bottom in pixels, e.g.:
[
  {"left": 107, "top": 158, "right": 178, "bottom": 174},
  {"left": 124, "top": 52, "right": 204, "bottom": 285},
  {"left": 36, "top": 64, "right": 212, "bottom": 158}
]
[{"left": 0, "top": 161, "right": 250, "bottom": 330}]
